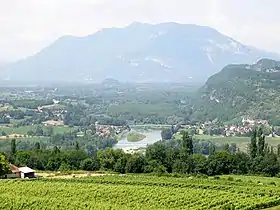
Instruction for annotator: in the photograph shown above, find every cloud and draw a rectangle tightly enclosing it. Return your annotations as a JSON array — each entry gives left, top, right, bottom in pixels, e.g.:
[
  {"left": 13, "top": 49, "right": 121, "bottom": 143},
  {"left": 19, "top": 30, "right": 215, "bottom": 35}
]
[{"left": 0, "top": 0, "right": 280, "bottom": 61}]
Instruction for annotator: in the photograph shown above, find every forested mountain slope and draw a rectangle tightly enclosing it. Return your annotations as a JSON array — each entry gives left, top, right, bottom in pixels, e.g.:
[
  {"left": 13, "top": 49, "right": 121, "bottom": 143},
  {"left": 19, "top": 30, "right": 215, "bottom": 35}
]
[{"left": 194, "top": 59, "right": 280, "bottom": 124}]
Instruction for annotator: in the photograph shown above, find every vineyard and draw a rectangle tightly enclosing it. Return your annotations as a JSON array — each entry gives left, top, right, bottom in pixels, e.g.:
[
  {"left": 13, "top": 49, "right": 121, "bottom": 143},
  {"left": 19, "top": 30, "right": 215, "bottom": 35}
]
[{"left": 1, "top": 175, "right": 280, "bottom": 209}]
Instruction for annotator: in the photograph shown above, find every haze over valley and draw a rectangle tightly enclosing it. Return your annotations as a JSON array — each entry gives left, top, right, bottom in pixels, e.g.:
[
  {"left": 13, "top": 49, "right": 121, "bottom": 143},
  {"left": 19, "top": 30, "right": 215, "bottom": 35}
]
[{"left": 3, "top": 1, "right": 280, "bottom": 210}]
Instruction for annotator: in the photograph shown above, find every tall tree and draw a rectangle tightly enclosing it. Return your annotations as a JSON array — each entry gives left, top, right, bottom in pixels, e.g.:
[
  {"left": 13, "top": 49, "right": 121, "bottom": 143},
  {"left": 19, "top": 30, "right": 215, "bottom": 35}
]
[
  {"left": 257, "top": 127, "right": 265, "bottom": 156},
  {"left": 224, "top": 143, "right": 230, "bottom": 152},
  {"left": 10, "top": 139, "right": 16, "bottom": 157},
  {"left": 0, "top": 153, "right": 9, "bottom": 176},
  {"left": 53, "top": 146, "right": 60, "bottom": 154},
  {"left": 35, "top": 126, "right": 44, "bottom": 136},
  {"left": 277, "top": 144, "right": 280, "bottom": 157},
  {"left": 45, "top": 126, "right": 54, "bottom": 137},
  {"left": 171, "top": 125, "right": 175, "bottom": 134},
  {"left": 209, "top": 144, "right": 216, "bottom": 156},
  {"left": 75, "top": 141, "right": 80, "bottom": 150},
  {"left": 230, "top": 143, "right": 237, "bottom": 153},
  {"left": 161, "top": 128, "right": 173, "bottom": 140},
  {"left": 34, "top": 142, "right": 41, "bottom": 151},
  {"left": 182, "top": 131, "right": 193, "bottom": 155},
  {"left": 250, "top": 128, "right": 257, "bottom": 158},
  {"left": 270, "top": 146, "right": 274, "bottom": 154}
]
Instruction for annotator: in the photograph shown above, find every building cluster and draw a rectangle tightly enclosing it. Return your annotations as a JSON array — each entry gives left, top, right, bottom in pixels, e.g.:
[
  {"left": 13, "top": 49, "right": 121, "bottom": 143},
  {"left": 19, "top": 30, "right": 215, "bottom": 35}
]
[
  {"left": 95, "top": 122, "right": 125, "bottom": 137},
  {"left": 224, "top": 125, "right": 252, "bottom": 137},
  {"left": 225, "top": 118, "right": 270, "bottom": 137}
]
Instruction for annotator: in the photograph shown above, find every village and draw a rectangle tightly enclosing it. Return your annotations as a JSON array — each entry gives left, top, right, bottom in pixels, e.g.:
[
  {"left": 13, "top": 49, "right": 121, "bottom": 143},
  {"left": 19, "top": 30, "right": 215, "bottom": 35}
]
[
  {"left": 187, "top": 118, "right": 273, "bottom": 137},
  {"left": 223, "top": 118, "right": 270, "bottom": 137}
]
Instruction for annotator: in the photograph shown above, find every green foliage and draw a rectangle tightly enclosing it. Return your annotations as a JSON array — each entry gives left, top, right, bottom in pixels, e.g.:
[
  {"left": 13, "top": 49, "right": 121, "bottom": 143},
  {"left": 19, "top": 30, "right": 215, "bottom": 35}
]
[
  {"left": 34, "top": 142, "right": 40, "bottom": 151},
  {"left": 10, "top": 139, "right": 16, "bottom": 157},
  {"left": 58, "top": 162, "right": 71, "bottom": 171},
  {"left": 0, "top": 153, "right": 9, "bottom": 176},
  {"left": 250, "top": 128, "right": 257, "bottom": 158},
  {"left": 195, "top": 59, "right": 280, "bottom": 122},
  {"left": 97, "top": 148, "right": 125, "bottom": 171},
  {"left": 182, "top": 131, "right": 193, "bottom": 155},
  {"left": 2, "top": 175, "right": 280, "bottom": 209},
  {"left": 125, "top": 153, "right": 145, "bottom": 173},
  {"left": 161, "top": 128, "right": 173, "bottom": 140},
  {"left": 224, "top": 143, "right": 230, "bottom": 152},
  {"left": 209, "top": 144, "right": 216, "bottom": 156},
  {"left": 14, "top": 149, "right": 90, "bottom": 171},
  {"left": 75, "top": 141, "right": 80, "bottom": 150},
  {"left": 80, "top": 158, "right": 99, "bottom": 171},
  {"left": 35, "top": 126, "right": 44, "bottom": 136},
  {"left": 11, "top": 99, "right": 53, "bottom": 109},
  {"left": 277, "top": 144, "right": 280, "bottom": 157},
  {"left": 258, "top": 128, "right": 265, "bottom": 156}
]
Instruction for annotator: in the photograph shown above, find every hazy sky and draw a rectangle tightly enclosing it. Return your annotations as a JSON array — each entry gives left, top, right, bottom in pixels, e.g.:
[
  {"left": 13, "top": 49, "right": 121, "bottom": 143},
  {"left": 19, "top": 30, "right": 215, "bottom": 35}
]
[{"left": 0, "top": 0, "right": 279, "bottom": 62}]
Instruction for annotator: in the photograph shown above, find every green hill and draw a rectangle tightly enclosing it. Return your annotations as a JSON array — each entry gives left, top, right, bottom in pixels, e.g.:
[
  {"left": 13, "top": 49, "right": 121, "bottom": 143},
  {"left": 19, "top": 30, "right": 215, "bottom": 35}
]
[{"left": 193, "top": 59, "right": 280, "bottom": 124}]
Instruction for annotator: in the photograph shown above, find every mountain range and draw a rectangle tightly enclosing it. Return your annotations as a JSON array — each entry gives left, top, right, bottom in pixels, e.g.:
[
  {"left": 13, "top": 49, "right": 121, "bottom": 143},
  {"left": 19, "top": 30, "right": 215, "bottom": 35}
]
[
  {"left": 0, "top": 22, "right": 279, "bottom": 83},
  {"left": 193, "top": 59, "right": 280, "bottom": 124}
]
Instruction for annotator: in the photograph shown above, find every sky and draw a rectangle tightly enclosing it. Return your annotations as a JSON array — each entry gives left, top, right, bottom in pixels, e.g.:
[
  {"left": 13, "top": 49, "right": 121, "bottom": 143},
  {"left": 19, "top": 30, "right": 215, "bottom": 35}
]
[{"left": 0, "top": 0, "right": 279, "bottom": 62}]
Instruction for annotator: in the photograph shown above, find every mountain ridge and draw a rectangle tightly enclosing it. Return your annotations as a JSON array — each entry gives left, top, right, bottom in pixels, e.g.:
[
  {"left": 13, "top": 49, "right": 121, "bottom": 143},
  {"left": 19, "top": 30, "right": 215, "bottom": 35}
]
[
  {"left": 1, "top": 22, "right": 280, "bottom": 83},
  {"left": 193, "top": 58, "right": 280, "bottom": 124}
]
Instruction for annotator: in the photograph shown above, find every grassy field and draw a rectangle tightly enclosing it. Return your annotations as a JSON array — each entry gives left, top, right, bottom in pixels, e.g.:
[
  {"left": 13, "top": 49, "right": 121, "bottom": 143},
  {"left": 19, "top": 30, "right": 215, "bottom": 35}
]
[
  {"left": 127, "top": 132, "right": 146, "bottom": 142},
  {"left": 1, "top": 175, "right": 280, "bottom": 209}
]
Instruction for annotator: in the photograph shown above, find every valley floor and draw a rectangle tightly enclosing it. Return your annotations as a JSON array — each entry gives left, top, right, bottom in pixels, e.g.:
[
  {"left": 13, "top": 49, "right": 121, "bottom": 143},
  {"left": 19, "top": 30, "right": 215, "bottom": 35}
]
[{"left": 1, "top": 174, "right": 280, "bottom": 209}]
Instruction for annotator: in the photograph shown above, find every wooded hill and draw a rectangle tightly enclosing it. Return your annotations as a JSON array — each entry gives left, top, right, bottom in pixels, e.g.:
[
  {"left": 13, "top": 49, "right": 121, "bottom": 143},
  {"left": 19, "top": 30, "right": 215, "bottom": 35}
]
[{"left": 193, "top": 59, "right": 280, "bottom": 124}]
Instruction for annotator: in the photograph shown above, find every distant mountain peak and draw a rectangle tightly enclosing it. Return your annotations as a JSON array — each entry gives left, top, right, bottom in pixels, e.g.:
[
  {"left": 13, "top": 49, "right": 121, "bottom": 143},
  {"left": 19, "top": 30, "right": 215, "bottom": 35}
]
[{"left": 0, "top": 22, "right": 279, "bottom": 83}]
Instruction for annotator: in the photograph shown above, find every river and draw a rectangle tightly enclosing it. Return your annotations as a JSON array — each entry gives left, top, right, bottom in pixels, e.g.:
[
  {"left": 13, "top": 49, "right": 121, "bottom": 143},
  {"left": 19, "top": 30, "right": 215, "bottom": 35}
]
[{"left": 114, "top": 129, "right": 162, "bottom": 152}]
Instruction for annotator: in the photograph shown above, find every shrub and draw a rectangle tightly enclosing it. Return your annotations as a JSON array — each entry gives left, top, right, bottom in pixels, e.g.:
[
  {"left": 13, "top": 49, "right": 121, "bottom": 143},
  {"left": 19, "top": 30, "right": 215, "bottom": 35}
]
[
  {"left": 227, "top": 176, "right": 234, "bottom": 181},
  {"left": 269, "top": 181, "right": 276, "bottom": 186}
]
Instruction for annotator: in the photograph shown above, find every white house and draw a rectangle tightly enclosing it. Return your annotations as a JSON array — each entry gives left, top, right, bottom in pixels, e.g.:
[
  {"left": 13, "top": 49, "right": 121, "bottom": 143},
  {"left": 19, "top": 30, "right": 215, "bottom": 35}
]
[{"left": 18, "top": 167, "right": 35, "bottom": 179}]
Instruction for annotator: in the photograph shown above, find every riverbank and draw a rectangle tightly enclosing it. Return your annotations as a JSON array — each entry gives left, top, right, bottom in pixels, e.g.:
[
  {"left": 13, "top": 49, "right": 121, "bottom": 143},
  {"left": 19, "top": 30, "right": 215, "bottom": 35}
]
[
  {"left": 114, "top": 129, "right": 162, "bottom": 152},
  {"left": 127, "top": 132, "right": 146, "bottom": 142},
  {"left": 130, "top": 124, "right": 171, "bottom": 130},
  {"left": 116, "top": 129, "right": 130, "bottom": 141}
]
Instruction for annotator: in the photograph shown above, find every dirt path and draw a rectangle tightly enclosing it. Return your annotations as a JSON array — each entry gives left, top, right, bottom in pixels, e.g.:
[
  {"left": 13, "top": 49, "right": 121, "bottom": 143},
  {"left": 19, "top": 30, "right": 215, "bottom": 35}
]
[
  {"left": 264, "top": 206, "right": 280, "bottom": 210},
  {"left": 37, "top": 172, "right": 107, "bottom": 179}
]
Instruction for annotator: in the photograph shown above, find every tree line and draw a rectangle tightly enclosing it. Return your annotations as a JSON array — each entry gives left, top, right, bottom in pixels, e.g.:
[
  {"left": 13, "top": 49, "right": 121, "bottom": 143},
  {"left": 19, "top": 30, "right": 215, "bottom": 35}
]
[{"left": 1, "top": 128, "right": 280, "bottom": 177}]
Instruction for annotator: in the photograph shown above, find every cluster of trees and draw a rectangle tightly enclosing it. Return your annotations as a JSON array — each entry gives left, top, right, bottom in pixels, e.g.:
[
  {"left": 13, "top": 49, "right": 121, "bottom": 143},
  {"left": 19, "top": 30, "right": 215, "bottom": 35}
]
[
  {"left": 0, "top": 108, "right": 59, "bottom": 127},
  {"left": 27, "top": 126, "right": 54, "bottom": 137},
  {"left": 0, "top": 127, "right": 118, "bottom": 156},
  {"left": 7, "top": 139, "right": 94, "bottom": 171},
  {"left": 49, "top": 132, "right": 117, "bottom": 155},
  {"left": 204, "top": 126, "right": 225, "bottom": 136},
  {"left": 161, "top": 125, "right": 181, "bottom": 140},
  {"left": 93, "top": 130, "right": 280, "bottom": 176},
  {"left": 14, "top": 149, "right": 91, "bottom": 171},
  {"left": 63, "top": 105, "right": 127, "bottom": 127},
  {"left": 10, "top": 100, "right": 53, "bottom": 109},
  {"left": 2, "top": 128, "right": 280, "bottom": 177},
  {"left": 0, "top": 111, "right": 12, "bottom": 124}
]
